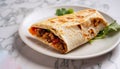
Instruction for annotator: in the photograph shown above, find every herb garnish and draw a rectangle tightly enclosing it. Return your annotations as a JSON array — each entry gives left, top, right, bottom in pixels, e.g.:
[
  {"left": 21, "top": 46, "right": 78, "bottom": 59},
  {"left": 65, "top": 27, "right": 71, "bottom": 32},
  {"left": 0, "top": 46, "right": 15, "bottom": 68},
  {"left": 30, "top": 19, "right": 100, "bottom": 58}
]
[
  {"left": 89, "top": 21, "right": 120, "bottom": 43},
  {"left": 56, "top": 8, "right": 74, "bottom": 16}
]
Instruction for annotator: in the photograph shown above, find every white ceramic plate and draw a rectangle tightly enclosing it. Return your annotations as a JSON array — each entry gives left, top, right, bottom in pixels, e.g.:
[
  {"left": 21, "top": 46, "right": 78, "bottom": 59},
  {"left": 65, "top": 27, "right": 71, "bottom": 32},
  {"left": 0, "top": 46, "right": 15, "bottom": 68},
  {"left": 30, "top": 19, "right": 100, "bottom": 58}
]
[{"left": 19, "top": 5, "right": 120, "bottom": 59}]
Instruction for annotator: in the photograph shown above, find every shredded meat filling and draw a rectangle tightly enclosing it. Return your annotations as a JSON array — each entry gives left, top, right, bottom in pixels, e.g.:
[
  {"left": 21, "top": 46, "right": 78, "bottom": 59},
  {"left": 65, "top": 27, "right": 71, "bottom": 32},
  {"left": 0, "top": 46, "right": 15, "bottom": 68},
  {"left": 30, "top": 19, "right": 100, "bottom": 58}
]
[{"left": 35, "top": 28, "right": 66, "bottom": 53}]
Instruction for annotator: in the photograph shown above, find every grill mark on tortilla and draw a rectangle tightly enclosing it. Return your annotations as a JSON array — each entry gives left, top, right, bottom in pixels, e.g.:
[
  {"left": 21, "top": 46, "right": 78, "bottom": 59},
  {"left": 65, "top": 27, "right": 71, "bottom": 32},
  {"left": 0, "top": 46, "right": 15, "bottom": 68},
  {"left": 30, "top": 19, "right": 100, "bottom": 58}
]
[
  {"left": 77, "top": 25, "right": 82, "bottom": 30},
  {"left": 88, "top": 28, "right": 95, "bottom": 36},
  {"left": 76, "top": 15, "right": 84, "bottom": 18}
]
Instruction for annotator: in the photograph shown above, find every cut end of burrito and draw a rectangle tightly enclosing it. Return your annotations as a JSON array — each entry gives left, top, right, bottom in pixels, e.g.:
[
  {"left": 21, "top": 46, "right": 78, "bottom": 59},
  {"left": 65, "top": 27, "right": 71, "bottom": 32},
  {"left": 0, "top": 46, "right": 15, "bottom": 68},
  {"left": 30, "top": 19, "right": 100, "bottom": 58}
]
[
  {"left": 28, "top": 9, "right": 108, "bottom": 54},
  {"left": 29, "top": 27, "right": 68, "bottom": 53}
]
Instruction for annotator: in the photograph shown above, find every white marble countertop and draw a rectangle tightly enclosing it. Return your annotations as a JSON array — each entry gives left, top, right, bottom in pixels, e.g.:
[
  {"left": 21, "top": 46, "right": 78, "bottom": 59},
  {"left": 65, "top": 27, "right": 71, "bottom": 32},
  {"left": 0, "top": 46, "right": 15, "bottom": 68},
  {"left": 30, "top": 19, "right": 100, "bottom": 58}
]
[{"left": 0, "top": 0, "right": 120, "bottom": 69}]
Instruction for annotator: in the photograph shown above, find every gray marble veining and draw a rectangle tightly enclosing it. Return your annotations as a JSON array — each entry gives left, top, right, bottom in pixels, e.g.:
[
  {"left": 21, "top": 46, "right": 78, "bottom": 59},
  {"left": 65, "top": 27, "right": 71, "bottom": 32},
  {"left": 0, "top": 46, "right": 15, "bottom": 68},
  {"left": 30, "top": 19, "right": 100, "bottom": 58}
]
[{"left": 0, "top": 0, "right": 120, "bottom": 69}]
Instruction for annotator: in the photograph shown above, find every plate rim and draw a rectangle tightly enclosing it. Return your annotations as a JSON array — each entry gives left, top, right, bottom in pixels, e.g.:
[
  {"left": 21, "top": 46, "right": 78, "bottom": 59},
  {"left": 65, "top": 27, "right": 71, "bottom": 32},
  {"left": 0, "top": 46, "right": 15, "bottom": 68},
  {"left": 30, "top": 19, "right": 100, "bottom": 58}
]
[{"left": 18, "top": 5, "right": 120, "bottom": 59}]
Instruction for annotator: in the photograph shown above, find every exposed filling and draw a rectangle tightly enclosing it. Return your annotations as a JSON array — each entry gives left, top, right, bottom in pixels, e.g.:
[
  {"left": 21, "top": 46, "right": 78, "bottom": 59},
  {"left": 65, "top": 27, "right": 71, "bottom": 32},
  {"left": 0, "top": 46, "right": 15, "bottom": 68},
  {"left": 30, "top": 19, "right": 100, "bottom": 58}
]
[{"left": 29, "top": 27, "right": 67, "bottom": 53}]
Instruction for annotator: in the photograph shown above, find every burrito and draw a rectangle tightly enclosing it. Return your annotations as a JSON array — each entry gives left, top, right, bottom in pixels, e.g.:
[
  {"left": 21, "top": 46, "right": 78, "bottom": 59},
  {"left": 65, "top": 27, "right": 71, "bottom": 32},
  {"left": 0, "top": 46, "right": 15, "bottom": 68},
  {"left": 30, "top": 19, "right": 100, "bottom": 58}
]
[{"left": 29, "top": 9, "right": 108, "bottom": 53}]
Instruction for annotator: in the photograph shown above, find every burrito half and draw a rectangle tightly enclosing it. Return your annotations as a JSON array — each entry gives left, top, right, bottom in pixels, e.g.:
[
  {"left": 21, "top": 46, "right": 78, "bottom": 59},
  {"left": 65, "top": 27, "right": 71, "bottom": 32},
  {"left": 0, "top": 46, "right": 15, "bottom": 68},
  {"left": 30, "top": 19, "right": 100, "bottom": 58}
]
[{"left": 29, "top": 9, "right": 108, "bottom": 53}]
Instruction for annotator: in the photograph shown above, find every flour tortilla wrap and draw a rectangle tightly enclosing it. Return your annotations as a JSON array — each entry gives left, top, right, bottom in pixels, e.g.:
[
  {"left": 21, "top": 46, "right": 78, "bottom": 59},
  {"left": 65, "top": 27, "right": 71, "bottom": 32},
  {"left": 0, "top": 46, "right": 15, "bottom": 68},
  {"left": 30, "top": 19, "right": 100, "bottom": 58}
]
[{"left": 29, "top": 9, "right": 108, "bottom": 53}]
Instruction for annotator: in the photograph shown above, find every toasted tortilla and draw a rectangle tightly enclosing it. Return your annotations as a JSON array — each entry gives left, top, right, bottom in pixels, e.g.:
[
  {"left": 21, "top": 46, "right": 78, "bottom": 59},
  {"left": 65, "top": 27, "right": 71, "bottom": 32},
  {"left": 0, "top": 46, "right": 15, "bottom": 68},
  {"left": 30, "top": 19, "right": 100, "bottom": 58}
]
[{"left": 29, "top": 9, "right": 108, "bottom": 53}]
